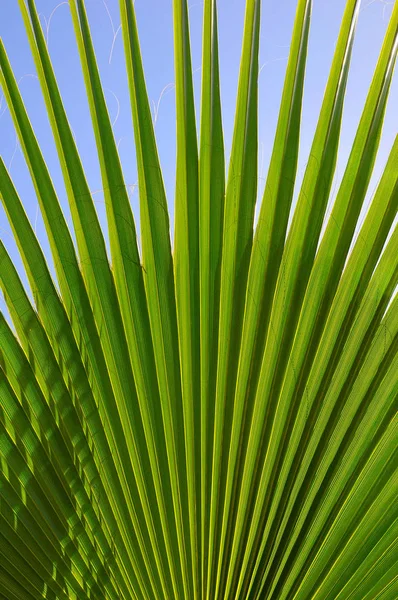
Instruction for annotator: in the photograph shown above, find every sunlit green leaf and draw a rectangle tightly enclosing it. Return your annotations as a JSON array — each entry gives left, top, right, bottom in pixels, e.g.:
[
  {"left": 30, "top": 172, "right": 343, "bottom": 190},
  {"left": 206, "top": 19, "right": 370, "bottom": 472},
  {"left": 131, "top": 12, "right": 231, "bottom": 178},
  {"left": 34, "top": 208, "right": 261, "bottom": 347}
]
[{"left": 0, "top": 1, "right": 397, "bottom": 599}]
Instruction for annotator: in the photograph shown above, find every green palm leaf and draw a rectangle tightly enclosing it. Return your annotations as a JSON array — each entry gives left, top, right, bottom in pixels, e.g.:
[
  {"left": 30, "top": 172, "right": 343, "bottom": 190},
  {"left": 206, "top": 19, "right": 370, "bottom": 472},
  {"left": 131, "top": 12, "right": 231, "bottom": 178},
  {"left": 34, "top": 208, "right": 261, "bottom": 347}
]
[{"left": 0, "top": 0, "right": 397, "bottom": 599}]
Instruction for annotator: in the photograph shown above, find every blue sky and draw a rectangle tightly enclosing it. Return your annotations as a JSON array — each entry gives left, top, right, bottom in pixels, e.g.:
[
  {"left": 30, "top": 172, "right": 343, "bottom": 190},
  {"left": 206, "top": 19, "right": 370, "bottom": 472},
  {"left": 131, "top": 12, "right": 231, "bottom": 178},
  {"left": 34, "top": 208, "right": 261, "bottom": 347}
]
[{"left": 0, "top": 0, "right": 397, "bottom": 305}]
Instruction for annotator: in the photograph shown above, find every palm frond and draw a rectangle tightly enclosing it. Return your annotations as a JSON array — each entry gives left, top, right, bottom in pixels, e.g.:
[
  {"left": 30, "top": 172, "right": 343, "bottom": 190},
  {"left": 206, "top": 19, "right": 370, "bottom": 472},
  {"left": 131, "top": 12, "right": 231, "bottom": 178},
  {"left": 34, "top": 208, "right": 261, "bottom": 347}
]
[{"left": 0, "top": 0, "right": 397, "bottom": 599}]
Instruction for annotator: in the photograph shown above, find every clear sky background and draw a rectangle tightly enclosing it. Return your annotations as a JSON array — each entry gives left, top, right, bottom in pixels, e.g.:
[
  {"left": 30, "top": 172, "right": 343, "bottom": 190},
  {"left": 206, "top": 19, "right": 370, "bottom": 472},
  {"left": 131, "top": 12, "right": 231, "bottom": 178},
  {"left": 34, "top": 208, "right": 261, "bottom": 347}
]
[{"left": 0, "top": 0, "right": 397, "bottom": 308}]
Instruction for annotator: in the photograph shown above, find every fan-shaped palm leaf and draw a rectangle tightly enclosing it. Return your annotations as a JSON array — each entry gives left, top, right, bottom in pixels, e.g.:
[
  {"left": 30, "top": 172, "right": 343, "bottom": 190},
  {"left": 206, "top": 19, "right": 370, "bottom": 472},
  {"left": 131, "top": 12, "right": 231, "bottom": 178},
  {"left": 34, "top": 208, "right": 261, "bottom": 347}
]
[{"left": 0, "top": 0, "right": 397, "bottom": 599}]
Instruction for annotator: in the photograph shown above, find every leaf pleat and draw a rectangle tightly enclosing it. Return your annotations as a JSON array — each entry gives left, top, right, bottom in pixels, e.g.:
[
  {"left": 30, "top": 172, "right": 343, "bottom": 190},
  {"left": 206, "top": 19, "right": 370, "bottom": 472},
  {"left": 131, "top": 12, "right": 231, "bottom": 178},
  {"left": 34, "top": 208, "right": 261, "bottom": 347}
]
[
  {"left": 198, "top": 1, "right": 225, "bottom": 595},
  {"left": 207, "top": 1, "right": 261, "bottom": 596},
  {"left": 172, "top": 0, "right": 201, "bottom": 595},
  {"left": 119, "top": 0, "right": 198, "bottom": 597}
]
